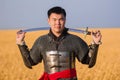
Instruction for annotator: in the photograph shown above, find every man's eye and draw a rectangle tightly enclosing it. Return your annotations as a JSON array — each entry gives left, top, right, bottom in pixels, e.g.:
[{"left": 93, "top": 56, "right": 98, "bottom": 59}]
[
  {"left": 60, "top": 18, "right": 65, "bottom": 21},
  {"left": 53, "top": 19, "right": 57, "bottom": 21}
]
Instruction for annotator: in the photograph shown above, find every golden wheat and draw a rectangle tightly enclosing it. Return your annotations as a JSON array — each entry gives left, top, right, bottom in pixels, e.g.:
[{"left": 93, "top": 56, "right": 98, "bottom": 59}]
[{"left": 0, "top": 28, "right": 120, "bottom": 80}]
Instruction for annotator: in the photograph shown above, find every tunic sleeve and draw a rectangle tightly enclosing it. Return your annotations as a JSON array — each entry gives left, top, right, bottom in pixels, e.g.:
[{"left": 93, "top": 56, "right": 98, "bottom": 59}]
[
  {"left": 18, "top": 37, "right": 43, "bottom": 68},
  {"left": 74, "top": 36, "right": 99, "bottom": 68},
  {"left": 29, "top": 37, "right": 43, "bottom": 64},
  {"left": 74, "top": 37, "right": 90, "bottom": 64}
]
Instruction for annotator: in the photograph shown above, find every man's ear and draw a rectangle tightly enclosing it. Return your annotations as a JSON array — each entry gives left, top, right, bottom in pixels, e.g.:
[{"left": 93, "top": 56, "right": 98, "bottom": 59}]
[{"left": 47, "top": 18, "right": 50, "bottom": 25}]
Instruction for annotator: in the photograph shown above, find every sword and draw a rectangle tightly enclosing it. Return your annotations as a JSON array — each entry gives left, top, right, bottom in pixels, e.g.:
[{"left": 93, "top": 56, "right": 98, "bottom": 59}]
[{"left": 22, "top": 27, "right": 91, "bottom": 36}]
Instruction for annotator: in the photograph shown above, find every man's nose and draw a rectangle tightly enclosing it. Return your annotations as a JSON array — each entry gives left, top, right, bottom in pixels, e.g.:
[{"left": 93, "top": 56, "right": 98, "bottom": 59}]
[{"left": 56, "top": 20, "right": 60, "bottom": 25}]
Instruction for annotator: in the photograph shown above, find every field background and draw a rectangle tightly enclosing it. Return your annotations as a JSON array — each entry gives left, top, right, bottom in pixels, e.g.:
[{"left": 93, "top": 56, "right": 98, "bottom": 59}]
[{"left": 0, "top": 28, "right": 120, "bottom": 80}]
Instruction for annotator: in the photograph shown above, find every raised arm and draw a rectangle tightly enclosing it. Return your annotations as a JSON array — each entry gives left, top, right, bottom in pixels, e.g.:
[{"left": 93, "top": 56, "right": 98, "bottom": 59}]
[
  {"left": 88, "top": 30, "right": 102, "bottom": 68},
  {"left": 16, "top": 30, "right": 36, "bottom": 69}
]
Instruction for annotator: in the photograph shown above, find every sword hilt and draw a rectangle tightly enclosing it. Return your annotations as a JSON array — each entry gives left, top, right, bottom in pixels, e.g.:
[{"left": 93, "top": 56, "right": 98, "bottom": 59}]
[{"left": 84, "top": 27, "right": 91, "bottom": 38}]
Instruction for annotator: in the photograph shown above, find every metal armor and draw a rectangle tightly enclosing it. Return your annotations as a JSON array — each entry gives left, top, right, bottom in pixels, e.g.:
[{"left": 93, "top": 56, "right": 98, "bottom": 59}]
[{"left": 44, "top": 51, "right": 75, "bottom": 74}]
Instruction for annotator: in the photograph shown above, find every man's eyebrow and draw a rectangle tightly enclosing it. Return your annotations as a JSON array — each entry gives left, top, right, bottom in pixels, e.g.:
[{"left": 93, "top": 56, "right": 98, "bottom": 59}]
[{"left": 52, "top": 18, "right": 65, "bottom": 20}]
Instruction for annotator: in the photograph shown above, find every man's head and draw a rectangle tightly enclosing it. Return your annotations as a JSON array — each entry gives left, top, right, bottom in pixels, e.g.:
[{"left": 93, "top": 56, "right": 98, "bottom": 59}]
[{"left": 47, "top": 6, "right": 66, "bottom": 37}]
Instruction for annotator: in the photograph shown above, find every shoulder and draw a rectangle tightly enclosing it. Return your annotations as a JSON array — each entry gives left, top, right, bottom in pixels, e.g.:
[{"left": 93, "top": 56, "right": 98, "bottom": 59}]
[
  {"left": 32, "top": 34, "right": 50, "bottom": 48},
  {"left": 32, "top": 34, "right": 48, "bottom": 44},
  {"left": 67, "top": 33, "right": 87, "bottom": 45},
  {"left": 67, "top": 33, "right": 82, "bottom": 40},
  {"left": 36, "top": 34, "right": 49, "bottom": 41}
]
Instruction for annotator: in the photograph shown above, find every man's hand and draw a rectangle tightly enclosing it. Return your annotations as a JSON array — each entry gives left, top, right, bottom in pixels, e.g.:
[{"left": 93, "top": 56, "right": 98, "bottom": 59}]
[
  {"left": 16, "top": 30, "right": 26, "bottom": 45},
  {"left": 91, "top": 30, "right": 102, "bottom": 44}
]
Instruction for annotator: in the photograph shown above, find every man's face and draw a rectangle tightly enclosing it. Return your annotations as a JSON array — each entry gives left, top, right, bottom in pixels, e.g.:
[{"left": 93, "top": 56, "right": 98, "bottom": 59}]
[{"left": 48, "top": 13, "right": 66, "bottom": 34}]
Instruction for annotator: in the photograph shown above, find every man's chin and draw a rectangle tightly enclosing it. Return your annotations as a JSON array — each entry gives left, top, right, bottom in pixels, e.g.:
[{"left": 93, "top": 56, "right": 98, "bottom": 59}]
[
  {"left": 56, "top": 31, "right": 62, "bottom": 33},
  {"left": 55, "top": 29, "right": 62, "bottom": 33}
]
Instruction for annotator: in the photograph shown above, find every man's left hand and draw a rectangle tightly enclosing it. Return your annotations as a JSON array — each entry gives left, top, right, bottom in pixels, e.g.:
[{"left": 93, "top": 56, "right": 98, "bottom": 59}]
[{"left": 91, "top": 30, "right": 102, "bottom": 44}]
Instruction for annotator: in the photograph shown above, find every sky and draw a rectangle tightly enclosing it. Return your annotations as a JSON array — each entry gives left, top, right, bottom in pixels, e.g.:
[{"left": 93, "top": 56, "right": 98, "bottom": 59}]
[{"left": 0, "top": 0, "right": 120, "bottom": 29}]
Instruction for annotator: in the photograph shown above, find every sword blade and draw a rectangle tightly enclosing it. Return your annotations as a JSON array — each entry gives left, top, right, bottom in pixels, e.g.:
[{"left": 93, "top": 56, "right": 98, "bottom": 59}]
[
  {"left": 22, "top": 27, "right": 50, "bottom": 32},
  {"left": 22, "top": 27, "right": 91, "bottom": 35},
  {"left": 69, "top": 28, "right": 91, "bottom": 35}
]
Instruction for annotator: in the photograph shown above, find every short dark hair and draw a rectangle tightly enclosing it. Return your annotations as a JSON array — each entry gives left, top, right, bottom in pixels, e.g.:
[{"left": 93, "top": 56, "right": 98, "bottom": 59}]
[{"left": 47, "top": 6, "right": 66, "bottom": 18}]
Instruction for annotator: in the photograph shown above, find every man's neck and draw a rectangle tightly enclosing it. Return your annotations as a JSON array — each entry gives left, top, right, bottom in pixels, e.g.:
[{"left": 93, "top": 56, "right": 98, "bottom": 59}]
[
  {"left": 48, "top": 28, "right": 68, "bottom": 40},
  {"left": 53, "top": 32, "right": 62, "bottom": 37}
]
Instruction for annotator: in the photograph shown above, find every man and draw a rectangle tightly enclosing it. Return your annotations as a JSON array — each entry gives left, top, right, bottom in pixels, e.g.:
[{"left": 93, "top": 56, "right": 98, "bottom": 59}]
[{"left": 16, "top": 6, "right": 102, "bottom": 80}]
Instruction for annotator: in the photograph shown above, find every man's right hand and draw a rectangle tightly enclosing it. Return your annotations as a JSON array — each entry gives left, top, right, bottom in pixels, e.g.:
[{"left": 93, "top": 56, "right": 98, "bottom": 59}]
[{"left": 16, "top": 30, "right": 26, "bottom": 45}]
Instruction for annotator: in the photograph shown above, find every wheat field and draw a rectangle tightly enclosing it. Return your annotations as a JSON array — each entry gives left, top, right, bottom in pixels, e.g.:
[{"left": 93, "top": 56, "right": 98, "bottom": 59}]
[{"left": 0, "top": 28, "right": 120, "bottom": 80}]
